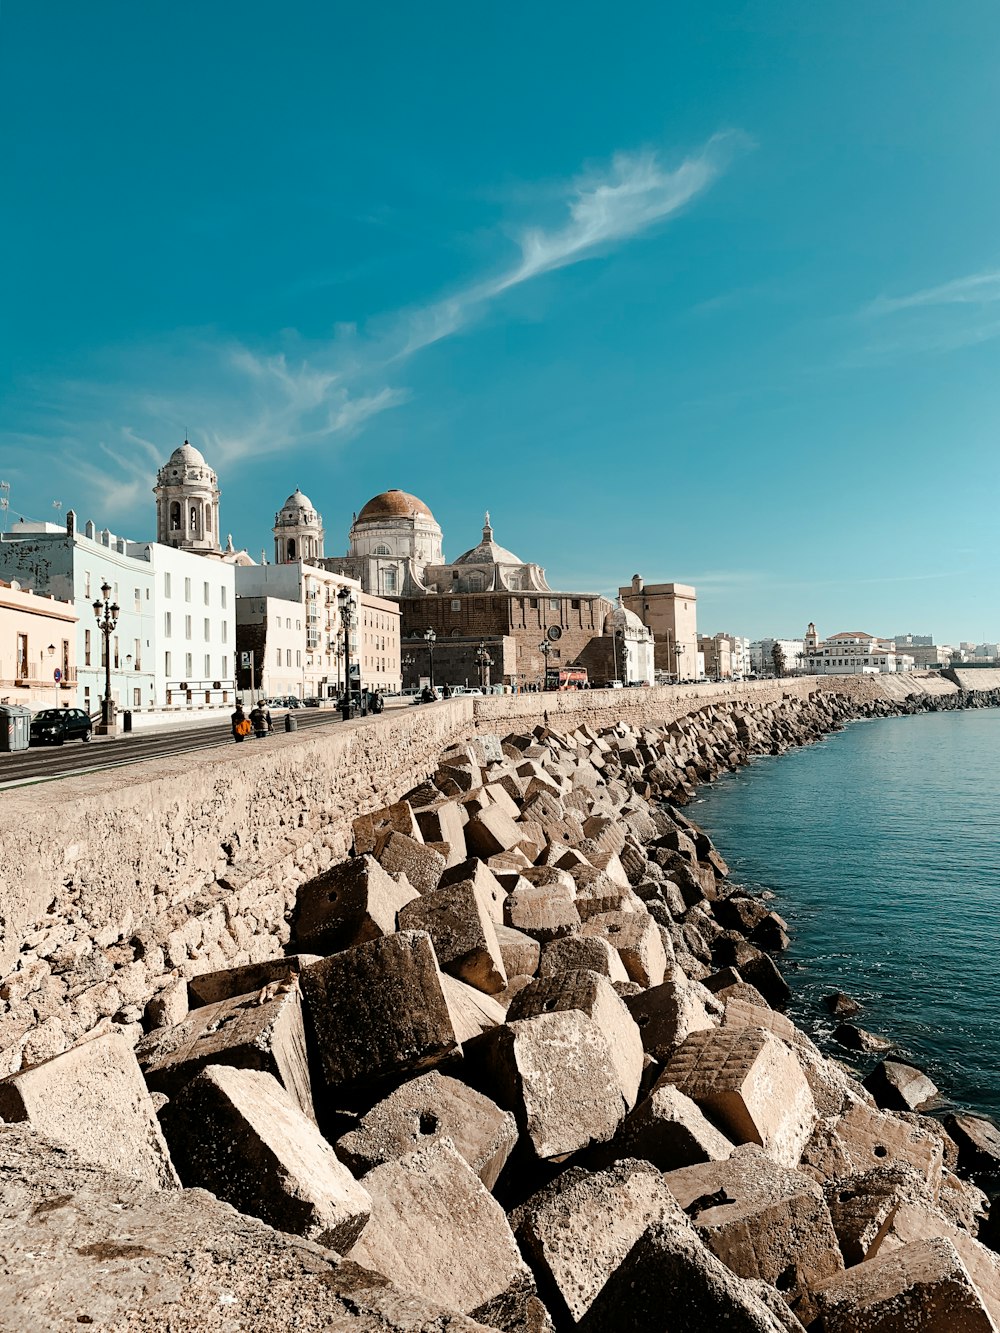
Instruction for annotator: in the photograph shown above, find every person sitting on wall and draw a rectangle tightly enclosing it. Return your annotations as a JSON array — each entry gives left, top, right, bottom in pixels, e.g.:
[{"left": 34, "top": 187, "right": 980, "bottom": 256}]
[{"left": 420, "top": 684, "right": 436, "bottom": 703}]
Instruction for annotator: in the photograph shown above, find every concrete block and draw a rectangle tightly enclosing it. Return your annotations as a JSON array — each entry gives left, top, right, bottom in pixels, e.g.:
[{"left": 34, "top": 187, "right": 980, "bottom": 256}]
[
  {"left": 399, "top": 882, "right": 508, "bottom": 995},
  {"left": 415, "top": 800, "right": 468, "bottom": 861},
  {"left": 294, "top": 854, "right": 419, "bottom": 955},
  {"left": 188, "top": 954, "right": 321, "bottom": 1008},
  {"left": 336, "top": 1069, "right": 517, "bottom": 1190},
  {"left": 375, "top": 831, "right": 446, "bottom": 894},
  {"left": 483, "top": 782, "right": 521, "bottom": 819},
  {"left": 863, "top": 1059, "right": 940, "bottom": 1113},
  {"left": 800, "top": 1097, "right": 944, "bottom": 1195},
  {"left": 664, "top": 1146, "right": 843, "bottom": 1323},
  {"left": 440, "top": 972, "right": 508, "bottom": 1043},
  {"left": 440, "top": 858, "right": 507, "bottom": 923},
  {"left": 613, "top": 1079, "right": 735, "bottom": 1171},
  {"left": 348, "top": 1139, "right": 534, "bottom": 1315},
  {"left": 577, "top": 1219, "right": 807, "bottom": 1332},
  {"left": 813, "top": 1236, "right": 995, "bottom": 1332},
  {"left": 352, "top": 801, "right": 423, "bottom": 855},
  {"left": 495, "top": 923, "right": 541, "bottom": 979},
  {"left": 160, "top": 1064, "right": 370, "bottom": 1250},
  {"left": 664, "top": 1026, "right": 817, "bottom": 1168},
  {"left": 137, "top": 983, "right": 315, "bottom": 1121},
  {"left": 538, "top": 935, "right": 629, "bottom": 984},
  {"left": 300, "top": 932, "right": 459, "bottom": 1097},
  {"left": 512, "top": 1161, "right": 682, "bottom": 1324},
  {"left": 474, "top": 1011, "right": 625, "bottom": 1160},
  {"left": 623, "top": 970, "right": 716, "bottom": 1062},
  {"left": 465, "top": 806, "right": 525, "bottom": 858},
  {"left": 508, "top": 969, "right": 643, "bottom": 1110},
  {"left": 581, "top": 911, "right": 668, "bottom": 988},
  {"left": 571, "top": 867, "right": 639, "bottom": 921},
  {"left": 504, "top": 884, "right": 582, "bottom": 943},
  {"left": 0, "top": 1032, "right": 178, "bottom": 1190},
  {"left": 822, "top": 1164, "right": 922, "bottom": 1265}
]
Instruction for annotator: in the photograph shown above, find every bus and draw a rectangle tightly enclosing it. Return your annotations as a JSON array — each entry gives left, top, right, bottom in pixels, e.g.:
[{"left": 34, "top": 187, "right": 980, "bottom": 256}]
[{"left": 544, "top": 667, "right": 589, "bottom": 691}]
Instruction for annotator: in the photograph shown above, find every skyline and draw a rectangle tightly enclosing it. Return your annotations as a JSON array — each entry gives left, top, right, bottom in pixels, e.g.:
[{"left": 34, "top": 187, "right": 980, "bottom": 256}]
[{"left": 3, "top": 3, "right": 1000, "bottom": 640}]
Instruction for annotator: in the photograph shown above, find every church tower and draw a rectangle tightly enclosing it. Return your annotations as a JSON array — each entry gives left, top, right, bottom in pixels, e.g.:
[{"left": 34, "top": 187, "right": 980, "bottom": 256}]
[
  {"left": 804, "top": 622, "right": 819, "bottom": 658},
  {"left": 154, "top": 441, "right": 221, "bottom": 552},
  {"left": 273, "top": 489, "right": 325, "bottom": 563}
]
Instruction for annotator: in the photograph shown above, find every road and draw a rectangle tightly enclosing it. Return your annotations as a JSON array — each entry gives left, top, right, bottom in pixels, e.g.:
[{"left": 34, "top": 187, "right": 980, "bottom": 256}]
[{"left": 0, "top": 707, "right": 388, "bottom": 791}]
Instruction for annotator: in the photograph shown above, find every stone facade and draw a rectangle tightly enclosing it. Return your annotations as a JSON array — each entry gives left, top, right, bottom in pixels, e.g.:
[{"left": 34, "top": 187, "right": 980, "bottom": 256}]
[
  {"left": 620, "top": 575, "right": 698, "bottom": 680},
  {"left": 153, "top": 441, "right": 221, "bottom": 555}
]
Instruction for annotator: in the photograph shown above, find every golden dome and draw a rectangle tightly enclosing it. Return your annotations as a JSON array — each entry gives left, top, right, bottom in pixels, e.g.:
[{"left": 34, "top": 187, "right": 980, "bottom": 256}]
[{"left": 356, "top": 489, "right": 436, "bottom": 523}]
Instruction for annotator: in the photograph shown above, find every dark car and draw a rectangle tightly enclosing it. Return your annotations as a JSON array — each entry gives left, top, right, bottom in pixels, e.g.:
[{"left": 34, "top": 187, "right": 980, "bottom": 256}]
[
  {"left": 302, "top": 696, "right": 321, "bottom": 708},
  {"left": 30, "top": 707, "right": 93, "bottom": 746}
]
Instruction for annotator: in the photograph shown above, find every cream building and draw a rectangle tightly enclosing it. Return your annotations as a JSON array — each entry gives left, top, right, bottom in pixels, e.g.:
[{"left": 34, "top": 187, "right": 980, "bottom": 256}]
[
  {"left": 0, "top": 579, "right": 78, "bottom": 709},
  {"left": 805, "top": 628, "right": 915, "bottom": 674},
  {"left": 359, "top": 592, "right": 402, "bottom": 694},
  {"left": 619, "top": 575, "right": 698, "bottom": 680},
  {"left": 235, "top": 595, "right": 307, "bottom": 701}
]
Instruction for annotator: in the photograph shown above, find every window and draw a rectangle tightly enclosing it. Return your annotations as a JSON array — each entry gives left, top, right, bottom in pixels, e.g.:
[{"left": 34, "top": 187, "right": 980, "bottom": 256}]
[
  {"left": 222, "top": 656, "right": 228, "bottom": 677},
  {"left": 134, "top": 588, "right": 141, "bottom": 612},
  {"left": 205, "top": 509, "right": 212, "bottom": 534},
  {"left": 296, "top": 619, "right": 301, "bottom": 631},
  {"left": 16, "top": 633, "right": 28, "bottom": 679},
  {"left": 571, "top": 599, "right": 580, "bottom": 609},
  {"left": 286, "top": 649, "right": 292, "bottom": 667},
  {"left": 84, "top": 629, "right": 92, "bottom": 667},
  {"left": 164, "top": 612, "right": 172, "bottom": 636},
  {"left": 184, "top": 577, "right": 191, "bottom": 602},
  {"left": 62, "top": 639, "right": 70, "bottom": 681},
  {"left": 530, "top": 598, "right": 539, "bottom": 609},
  {"left": 189, "top": 505, "right": 198, "bottom": 531},
  {"left": 286, "top": 618, "right": 291, "bottom": 629},
  {"left": 451, "top": 599, "right": 461, "bottom": 611},
  {"left": 373, "top": 544, "right": 391, "bottom": 556},
  {"left": 205, "top": 654, "right": 211, "bottom": 676},
  {"left": 169, "top": 501, "right": 181, "bottom": 532},
  {"left": 184, "top": 615, "right": 192, "bottom": 639},
  {"left": 549, "top": 599, "right": 559, "bottom": 611},
  {"left": 276, "top": 649, "right": 281, "bottom": 667},
  {"left": 221, "top": 586, "right": 227, "bottom": 608},
  {"left": 204, "top": 582, "right": 210, "bottom": 605},
  {"left": 185, "top": 653, "right": 193, "bottom": 677},
  {"left": 164, "top": 572, "right": 171, "bottom": 598},
  {"left": 287, "top": 539, "right": 296, "bottom": 560},
  {"left": 221, "top": 622, "right": 227, "bottom": 643},
  {"left": 84, "top": 571, "right": 91, "bottom": 598},
  {"left": 384, "top": 569, "right": 397, "bottom": 594},
  {"left": 134, "top": 638, "right": 141, "bottom": 671},
  {"left": 165, "top": 651, "right": 172, "bottom": 676},
  {"left": 296, "top": 650, "right": 301, "bottom": 667},
  {"left": 204, "top": 618, "right": 211, "bottom": 640},
  {"left": 133, "top": 688, "right": 141, "bottom": 707}
]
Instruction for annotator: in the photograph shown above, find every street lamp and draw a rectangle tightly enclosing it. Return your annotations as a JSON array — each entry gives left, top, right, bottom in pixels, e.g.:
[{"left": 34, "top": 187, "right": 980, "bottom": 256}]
[
  {"left": 337, "top": 587, "right": 365, "bottom": 718},
  {"left": 424, "top": 628, "right": 436, "bottom": 688},
  {"left": 402, "top": 652, "right": 415, "bottom": 691},
  {"left": 92, "top": 581, "right": 119, "bottom": 732},
  {"left": 537, "top": 639, "right": 552, "bottom": 689},
  {"left": 475, "top": 640, "right": 493, "bottom": 691},
  {"left": 676, "top": 643, "right": 686, "bottom": 682},
  {"left": 42, "top": 643, "right": 56, "bottom": 707},
  {"left": 611, "top": 628, "right": 624, "bottom": 686}
]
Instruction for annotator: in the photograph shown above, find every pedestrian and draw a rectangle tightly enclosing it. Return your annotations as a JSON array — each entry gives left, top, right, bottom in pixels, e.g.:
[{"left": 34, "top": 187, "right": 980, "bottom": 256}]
[
  {"left": 442, "top": 682, "right": 452, "bottom": 700},
  {"left": 370, "top": 689, "right": 384, "bottom": 714},
  {"left": 249, "top": 702, "right": 268, "bottom": 739},
  {"left": 231, "top": 704, "right": 251, "bottom": 743}
]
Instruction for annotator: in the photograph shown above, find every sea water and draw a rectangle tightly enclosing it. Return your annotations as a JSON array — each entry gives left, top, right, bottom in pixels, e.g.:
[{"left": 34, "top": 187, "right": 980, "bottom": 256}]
[{"left": 693, "top": 707, "right": 1000, "bottom": 1120}]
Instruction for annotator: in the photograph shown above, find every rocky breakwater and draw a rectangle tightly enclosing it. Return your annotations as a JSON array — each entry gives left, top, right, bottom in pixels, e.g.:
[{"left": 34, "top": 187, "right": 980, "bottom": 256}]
[{"left": 3, "top": 692, "right": 1000, "bottom": 1330}]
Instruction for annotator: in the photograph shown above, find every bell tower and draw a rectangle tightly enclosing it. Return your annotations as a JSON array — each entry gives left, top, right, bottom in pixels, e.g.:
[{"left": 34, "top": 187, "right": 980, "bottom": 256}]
[
  {"left": 273, "top": 489, "right": 325, "bottom": 564},
  {"left": 154, "top": 440, "right": 221, "bottom": 553}
]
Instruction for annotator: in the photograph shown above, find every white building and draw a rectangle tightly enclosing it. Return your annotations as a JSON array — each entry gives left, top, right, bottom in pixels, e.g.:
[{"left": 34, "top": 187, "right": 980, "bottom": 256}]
[
  {"left": 805, "top": 628, "right": 915, "bottom": 675},
  {"left": 749, "top": 638, "right": 805, "bottom": 676},
  {"left": 604, "top": 604, "right": 655, "bottom": 686},
  {"left": 235, "top": 595, "right": 307, "bottom": 701},
  {"left": 132, "top": 541, "right": 236, "bottom": 709}
]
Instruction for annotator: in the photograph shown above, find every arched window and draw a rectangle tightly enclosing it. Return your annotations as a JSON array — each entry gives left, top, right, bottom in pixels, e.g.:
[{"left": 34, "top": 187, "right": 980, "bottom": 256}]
[
  {"left": 169, "top": 502, "right": 181, "bottom": 532},
  {"left": 189, "top": 506, "right": 198, "bottom": 530},
  {"left": 372, "top": 544, "right": 391, "bottom": 556},
  {"left": 205, "top": 507, "right": 212, "bottom": 533},
  {"left": 287, "top": 538, "right": 296, "bottom": 560}
]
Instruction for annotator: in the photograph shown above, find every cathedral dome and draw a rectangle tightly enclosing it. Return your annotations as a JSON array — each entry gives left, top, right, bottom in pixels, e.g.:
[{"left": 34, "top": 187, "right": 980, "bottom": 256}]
[
  {"left": 454, "top": 513, "right": 523, "bottom": 566},
  {"left": 279, "top": 488, "right": 317, "bottom": 514},
  {"left": 166, "top": 440, "right": 208, "bottom": 470},
  {"left": 604, "top": 605, "right": 647, "bottom": 635},
  {"left": 356, "top": 490, "right": 435, "bottom": 524}
]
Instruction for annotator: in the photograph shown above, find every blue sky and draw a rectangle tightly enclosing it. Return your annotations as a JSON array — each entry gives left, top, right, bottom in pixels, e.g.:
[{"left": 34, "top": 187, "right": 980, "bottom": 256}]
[{"left": 2, "top": 2, "right": 999, "bottom": 642}]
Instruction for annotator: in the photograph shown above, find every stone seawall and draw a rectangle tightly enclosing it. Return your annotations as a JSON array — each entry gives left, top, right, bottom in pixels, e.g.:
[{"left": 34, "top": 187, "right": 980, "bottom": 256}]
[{"left": 0, "top": 672, "right": 980, "bottom": 1076}]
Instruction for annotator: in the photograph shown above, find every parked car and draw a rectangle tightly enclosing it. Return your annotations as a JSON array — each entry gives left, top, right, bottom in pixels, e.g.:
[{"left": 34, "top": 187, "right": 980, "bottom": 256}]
[
  {"left": 302, "top": 696, "right": 321, "bottom": 708},
  {"left": 30, "top": 707, "right": 93, "bottom": 746}
]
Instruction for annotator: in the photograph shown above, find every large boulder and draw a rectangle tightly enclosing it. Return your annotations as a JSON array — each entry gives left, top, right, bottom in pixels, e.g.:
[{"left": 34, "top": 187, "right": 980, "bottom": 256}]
[
  {"left": 611, "top": 1078, "right": 734, "bottom": 1172},
  {"left": 293, "top": 856, "right": 418, "bottom": 955},
  {"left": 863, "top": 1059, "right": 940, "bottom": 1113},
  {"left": 0, "top": 1032, "right": 177, "bottom": 1191},
  {"left": 299, "top": 932, "right": 460, "bottom": 1099},
  {"left": 160, "top": 1065, "right": 371, "bottom": 1250},
  {"left": 348, "top": 1139, "right": 535, "bottom": 1317},
  {"left": 336, "top": 1070, "right": 517, "bottom": 1190},
  {"left": 399, "top": 882, "right": 508, "bottom": 995}
]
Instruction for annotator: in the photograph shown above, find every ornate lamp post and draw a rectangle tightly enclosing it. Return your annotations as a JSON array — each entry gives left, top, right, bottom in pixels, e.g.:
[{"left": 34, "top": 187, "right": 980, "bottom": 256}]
[
  {"left": 675, "top": 643, "right": 686, "bottom": 682},
  {"left": 402, "top": 652, "right": 415, "bottom": 690},
  {"left": 475, "top": 640, "right": 493, "bottom": 691},
  {"left": 337, "top": 587, "right": 364, "bottom": 718},
  {"left": 92, "top": 581, "right": 119, "bottom": 732},
  {"left": 424, "top": 628, "right": 436, "bottom": 688},
  {"left": 537, "top": 639, "right": 552, "bottom": 689}
]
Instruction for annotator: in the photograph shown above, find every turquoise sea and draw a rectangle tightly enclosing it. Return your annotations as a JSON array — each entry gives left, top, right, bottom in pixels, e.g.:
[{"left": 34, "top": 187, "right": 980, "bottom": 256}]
[{"left": 692, "top": 708, "right": 1000, "bottom": 1121}]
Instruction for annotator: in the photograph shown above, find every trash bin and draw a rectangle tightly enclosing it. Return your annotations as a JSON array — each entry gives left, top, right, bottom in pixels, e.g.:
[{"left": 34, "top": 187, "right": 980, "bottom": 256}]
[
  {"left": 284, "top": 712, "right": 298, "bottom": 732},
  {"left": 0, "top": 704, "right": 32, "bottom": 752},
  {"left": 122, "top": 710, "right": 133, "bottom": 734}
]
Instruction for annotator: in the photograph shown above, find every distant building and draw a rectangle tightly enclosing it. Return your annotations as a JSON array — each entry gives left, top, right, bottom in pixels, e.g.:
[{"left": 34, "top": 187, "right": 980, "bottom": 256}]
[
  {"left": 0, "top": 578, "right": 78, "bottom": 709},
  {"left": 619, "top": 576, "right": 698, "bottom": 680},
  {"left": 805, "top": 626, "right": 914, "bottom": 674},
  {"left": 573, "top": 603, "right": 655, "bottom": 686},
  {"left": 893, "top": 634, "right": 934, "bottom": 648},
  {"left": 698, "top": 632, "right": 750, "bottom": 680},
  {"left": 750, "top": 638, "right": 805, "bottom": 675}
]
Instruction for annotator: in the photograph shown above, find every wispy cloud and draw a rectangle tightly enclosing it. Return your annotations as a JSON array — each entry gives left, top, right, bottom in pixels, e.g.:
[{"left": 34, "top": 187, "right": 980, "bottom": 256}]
[
  {"left": 6, "top": 133, "right": 744, "bottom": 519},
  {"left": 401, "top": 132, "right": 746, "bottom": 356},
  {"left": 866, "top": 269, "right": 1000, "bottom": 317}
]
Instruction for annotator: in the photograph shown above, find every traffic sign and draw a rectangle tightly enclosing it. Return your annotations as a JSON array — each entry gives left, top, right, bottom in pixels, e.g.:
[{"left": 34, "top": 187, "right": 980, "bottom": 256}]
[{"left": 53, "top": 668, "right": 62, "bottom": 683}]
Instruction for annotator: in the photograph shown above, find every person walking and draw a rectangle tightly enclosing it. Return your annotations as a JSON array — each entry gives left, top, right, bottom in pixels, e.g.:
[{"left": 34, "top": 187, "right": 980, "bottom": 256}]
[
  {"left": 231, "top": 704, "right": 251, "bottom": 743},
  {"left": 249, "top": 702, "right": 268, "bottom": 739}
]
